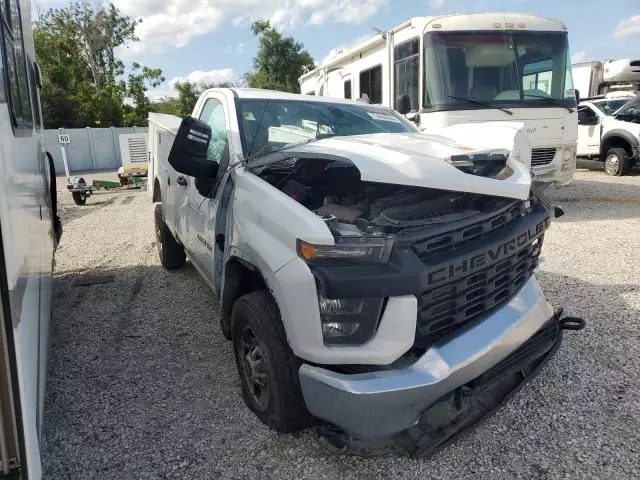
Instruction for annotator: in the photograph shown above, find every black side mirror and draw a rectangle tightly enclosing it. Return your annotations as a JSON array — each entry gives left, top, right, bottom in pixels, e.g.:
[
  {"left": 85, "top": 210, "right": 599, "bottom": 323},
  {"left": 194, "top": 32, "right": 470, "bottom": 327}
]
[
  {"left": 168, "top": 116, "right": 219, "bottom": 179},
  {"left": 396, "top": 94, "right": 411, "bottom": 115}
]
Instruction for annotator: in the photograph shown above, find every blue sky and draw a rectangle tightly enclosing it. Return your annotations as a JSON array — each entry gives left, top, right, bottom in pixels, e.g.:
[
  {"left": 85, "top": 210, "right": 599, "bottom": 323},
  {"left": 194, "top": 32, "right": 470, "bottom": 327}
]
[{"left": 37, "top": 0, "right": 640, "bottom": 98}]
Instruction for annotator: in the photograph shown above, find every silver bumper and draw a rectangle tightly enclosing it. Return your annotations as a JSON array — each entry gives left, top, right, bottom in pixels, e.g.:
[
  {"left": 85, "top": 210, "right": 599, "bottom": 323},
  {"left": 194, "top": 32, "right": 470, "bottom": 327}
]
[{"left": 298, "top": 276, "right": 554, "bottom": 439}]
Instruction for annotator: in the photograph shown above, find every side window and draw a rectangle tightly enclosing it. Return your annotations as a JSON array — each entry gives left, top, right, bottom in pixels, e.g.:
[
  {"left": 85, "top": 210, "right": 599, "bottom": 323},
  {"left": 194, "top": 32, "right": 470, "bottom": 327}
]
[
  {"left": 0, "top": 0, "right": 33, "bottom": 130},
  {"left": 199, "top": 99, "right": 227, "bottom": 163},
  {"left": 359, "top": 65, "right": 382, "bottom": 104},
  {"left": 344, "top": 80, "right": 352, "bottom": 99},
  {"left": 578, "top": 106, "right": 598, "bottom": 125},
  {"left": 393, "top": 38, "right": 419, "bottom": 112}
]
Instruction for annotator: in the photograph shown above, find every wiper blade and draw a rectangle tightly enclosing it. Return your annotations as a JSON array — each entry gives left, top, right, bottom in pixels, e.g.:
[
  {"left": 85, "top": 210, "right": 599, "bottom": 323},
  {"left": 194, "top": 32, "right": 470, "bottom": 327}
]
[
  {"left": 523, "top": 94, "right": 574, "bottom": 113},
  {"left": 448, "top": 95, "right": 514, "bottom": 115}
]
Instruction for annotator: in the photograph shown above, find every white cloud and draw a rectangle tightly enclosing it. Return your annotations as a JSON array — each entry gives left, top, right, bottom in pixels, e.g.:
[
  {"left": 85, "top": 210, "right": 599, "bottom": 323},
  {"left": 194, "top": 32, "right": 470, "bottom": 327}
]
[
  {"left": 571, "top": 51, "right": 586, "bottom": 63},
  {"left": 614, "top": 15, "right": 640, "bottom": 39},
  {"left": 429, "top": 0, "right": 445, "bottom": 7},
  {"left": 148, "top": 68, "right": 235, "bottom": 100},
  {"left": 112, "top": 0, "right": 387, "bottom": 53}
]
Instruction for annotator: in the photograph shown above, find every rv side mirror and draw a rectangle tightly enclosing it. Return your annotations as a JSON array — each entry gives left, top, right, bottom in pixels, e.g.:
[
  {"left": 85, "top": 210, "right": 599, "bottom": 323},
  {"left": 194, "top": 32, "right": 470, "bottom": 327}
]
[
  {"left": 396, "top": 94, "right": 411, "bottom": 115},
  {"left": 574, "top": 89, "right": 580, "bottom": 105},
  {"left": 168, "top": 116, "right": 219, "bottom": 179}
]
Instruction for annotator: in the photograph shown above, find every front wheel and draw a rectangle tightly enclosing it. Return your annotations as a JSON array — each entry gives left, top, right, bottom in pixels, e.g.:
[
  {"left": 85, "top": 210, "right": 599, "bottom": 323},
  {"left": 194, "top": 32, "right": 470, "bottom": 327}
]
[
  {"left": 604, "top": 148, "right": 631, "bottom": 176},
  {"left": 231, "top": 291, "right": 314, "bottom": 433}
]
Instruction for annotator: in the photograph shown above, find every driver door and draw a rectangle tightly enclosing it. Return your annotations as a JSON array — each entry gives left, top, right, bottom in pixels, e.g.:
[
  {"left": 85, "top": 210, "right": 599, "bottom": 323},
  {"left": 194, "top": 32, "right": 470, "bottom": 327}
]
[
  {"left": 577, "top": 106, "right": 601, "bottom": 156},
  {"left": 178, "top": 95, "right": 230, "bottom": 285}
]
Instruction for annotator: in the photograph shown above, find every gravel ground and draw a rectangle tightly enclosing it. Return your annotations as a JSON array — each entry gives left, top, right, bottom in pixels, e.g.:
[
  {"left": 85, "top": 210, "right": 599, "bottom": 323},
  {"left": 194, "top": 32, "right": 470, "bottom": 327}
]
[{"left": 42, "top": 168, "right": 640, "bottom": 479}]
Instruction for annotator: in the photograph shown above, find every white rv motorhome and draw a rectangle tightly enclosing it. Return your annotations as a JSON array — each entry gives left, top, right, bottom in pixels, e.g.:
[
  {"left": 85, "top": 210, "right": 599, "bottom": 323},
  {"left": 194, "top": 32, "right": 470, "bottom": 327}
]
[
  {"left": 572, "top": 59, "right": 640, "bottom": 98},
  {"left": 299, "top": 13, "right": 578, "bottom": 186},
  {"left": 0, "top": 0, "right": 60, "bottom": 478}
]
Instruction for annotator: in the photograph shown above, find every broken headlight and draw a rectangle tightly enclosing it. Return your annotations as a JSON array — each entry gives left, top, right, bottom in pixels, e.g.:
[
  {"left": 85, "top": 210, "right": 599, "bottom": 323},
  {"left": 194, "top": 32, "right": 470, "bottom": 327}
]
[
  {"left": 318, "top": 296, "right": 384, "bottom": 346},
  {"left": 297, "top": 236, "right": 393, "bottom": 264}
]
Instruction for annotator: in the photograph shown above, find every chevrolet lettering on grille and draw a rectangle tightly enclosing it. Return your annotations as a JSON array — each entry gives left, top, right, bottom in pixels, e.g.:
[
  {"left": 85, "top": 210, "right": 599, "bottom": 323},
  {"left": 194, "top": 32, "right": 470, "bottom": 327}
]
[{"left": 426, "top": 217, "right": 550, "bottom": 286}]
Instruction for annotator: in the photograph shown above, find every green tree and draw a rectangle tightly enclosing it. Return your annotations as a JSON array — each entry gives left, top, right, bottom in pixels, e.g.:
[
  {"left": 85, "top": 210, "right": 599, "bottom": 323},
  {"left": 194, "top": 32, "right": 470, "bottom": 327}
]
[
  {"left": 123, "top": 63, "right": 165, "bottom": 126},
  {"left": 151, "top": 80, "right": 236, "bottom": 117},
  {"left": 246, "top": 20, "right": 314, "bottom": 93},
  {"left": 34, "top": 1, "right": 163, "bottom": 127}
]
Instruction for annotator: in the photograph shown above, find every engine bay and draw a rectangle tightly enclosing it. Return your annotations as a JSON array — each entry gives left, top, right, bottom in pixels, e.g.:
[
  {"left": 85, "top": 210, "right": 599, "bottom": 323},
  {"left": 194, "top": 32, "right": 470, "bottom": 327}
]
[{"left": 257, "top": 157, "right": 516, "bottom": 237}]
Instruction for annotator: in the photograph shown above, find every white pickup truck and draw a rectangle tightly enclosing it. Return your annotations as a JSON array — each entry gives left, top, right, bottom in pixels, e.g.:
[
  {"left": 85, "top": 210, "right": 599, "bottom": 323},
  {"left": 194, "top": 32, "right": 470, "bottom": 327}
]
[
  {"left": 577, "top": 96, "right": 640, "bottom": 175},
  {"left": 148, "top": 88, "right": 582, "bottom": 456}
]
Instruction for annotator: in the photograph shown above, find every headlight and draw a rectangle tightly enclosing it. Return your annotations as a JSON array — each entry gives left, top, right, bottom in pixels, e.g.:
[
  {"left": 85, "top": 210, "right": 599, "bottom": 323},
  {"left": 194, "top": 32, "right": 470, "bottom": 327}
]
[
  {"left": 562, "top": 147, "right": 575, "bottom": 161},
  {"left": 561, "top": 147, "right": 576, "bottom": 171},
  {"left": 297, "top": 236, "right": 393, "bottom": 263},
  {"left": 318, "top": 296, "right": 385, "bottom": 345}
]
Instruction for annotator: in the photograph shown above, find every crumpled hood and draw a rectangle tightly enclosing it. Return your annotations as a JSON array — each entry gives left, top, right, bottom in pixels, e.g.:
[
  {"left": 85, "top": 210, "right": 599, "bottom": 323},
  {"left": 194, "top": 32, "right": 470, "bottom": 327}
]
[{"left": 252, "top": 123, "right": 533, "bottom": 200}]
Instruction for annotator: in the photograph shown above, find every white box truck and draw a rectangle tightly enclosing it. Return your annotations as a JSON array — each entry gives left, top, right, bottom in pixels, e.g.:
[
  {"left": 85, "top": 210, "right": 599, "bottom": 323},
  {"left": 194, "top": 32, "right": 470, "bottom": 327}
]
[
  {"left": 299, "top": 13, "right": 579, "bottom": 187},
  {"left": 147, "top": 87, "right": 583, "bottom": 456},
  {"left": 572, "top": 59, "right": 640, "bottom": 98}
]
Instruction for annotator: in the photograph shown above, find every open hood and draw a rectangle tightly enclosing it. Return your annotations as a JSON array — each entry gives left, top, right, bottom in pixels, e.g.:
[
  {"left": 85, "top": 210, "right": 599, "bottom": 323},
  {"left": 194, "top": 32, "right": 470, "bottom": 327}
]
[{"left": 250, "top": 123, "right": 532, "bottom": 201}]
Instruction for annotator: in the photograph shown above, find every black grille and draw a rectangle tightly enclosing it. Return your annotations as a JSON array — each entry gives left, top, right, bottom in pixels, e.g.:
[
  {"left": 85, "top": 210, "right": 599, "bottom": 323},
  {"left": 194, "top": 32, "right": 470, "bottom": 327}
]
[
  {"left": 415, "top": 241, "right": 542, "bottom": 349},
  {"left": 531, "top": 148, "right": 556, "bottom": 166},
  {"left": 412, "top": 201, "right": 524, "bottom": 261}
]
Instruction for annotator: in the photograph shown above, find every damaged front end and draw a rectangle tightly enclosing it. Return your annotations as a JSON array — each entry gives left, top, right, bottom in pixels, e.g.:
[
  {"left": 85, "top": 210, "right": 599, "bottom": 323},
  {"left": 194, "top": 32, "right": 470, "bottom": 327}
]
[
  {"left": 249, "top": 128, "right": 584, "bottom": 457},
  {"left": 315, "top": 311, "right": 584, "bottom": 458}
]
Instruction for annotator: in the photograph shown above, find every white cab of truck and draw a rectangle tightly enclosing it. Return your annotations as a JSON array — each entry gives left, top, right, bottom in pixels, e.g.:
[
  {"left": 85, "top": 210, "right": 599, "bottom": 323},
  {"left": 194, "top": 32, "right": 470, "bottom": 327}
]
[
  {"left": 577, "top": 95, "right": 640, "bottom": 175},
  {"left": 148, "top": 88, "right": 581, "bottom": 455},
  {"left": 299, "top": 13, "right": 579, "bottom": 187}
]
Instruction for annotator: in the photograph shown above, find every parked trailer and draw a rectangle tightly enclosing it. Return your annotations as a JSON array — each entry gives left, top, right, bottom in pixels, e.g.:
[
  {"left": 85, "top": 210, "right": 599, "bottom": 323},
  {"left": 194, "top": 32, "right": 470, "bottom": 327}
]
[
  {"left": 0, "top": 0, "right": 60, "bottom": 478},
  {"left": 299, "top": 13, "right": 579, "bottom": 187},
  {"left": 572, "top": 59, "right": 640, "bottom": 98}
]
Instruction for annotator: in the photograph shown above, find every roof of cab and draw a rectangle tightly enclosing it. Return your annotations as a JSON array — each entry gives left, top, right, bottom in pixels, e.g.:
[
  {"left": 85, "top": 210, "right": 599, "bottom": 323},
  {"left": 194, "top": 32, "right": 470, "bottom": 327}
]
[{"left": 204, "top": 87, "right": 370, "bottom": 106}]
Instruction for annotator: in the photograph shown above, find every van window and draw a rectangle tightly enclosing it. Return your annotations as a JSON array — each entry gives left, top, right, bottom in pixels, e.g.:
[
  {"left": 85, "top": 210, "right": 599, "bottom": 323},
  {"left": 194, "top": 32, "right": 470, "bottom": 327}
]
[
  {"left": 344, "top": 80, "right": 352, "bottom": 99},
  {"left": 0, "top": 0, "right": 33, "bottom": 129},
  {"left": 394, "top": 38, "right": 419, "bottom": 112},
  {"left": 359, "top": 65, "right": 382, "bottom": 104}
]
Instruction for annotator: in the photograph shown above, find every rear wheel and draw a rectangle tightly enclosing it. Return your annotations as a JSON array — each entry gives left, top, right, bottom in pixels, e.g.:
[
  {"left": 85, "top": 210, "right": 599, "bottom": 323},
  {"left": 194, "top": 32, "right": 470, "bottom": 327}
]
[
  {"left": 604, "top": 147, "right": 631, "bottom": 176},
  {"left": 231, "top": 291, "right": 314, "bottom": 433},
  {"left": 154, "top": 203, "right": 185, "bottom": 269}
]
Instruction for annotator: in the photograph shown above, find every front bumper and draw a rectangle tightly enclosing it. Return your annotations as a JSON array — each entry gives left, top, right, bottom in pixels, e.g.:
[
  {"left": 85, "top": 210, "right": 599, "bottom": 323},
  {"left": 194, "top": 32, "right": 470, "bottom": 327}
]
[{"left": 299, "top": 276, "right": 554, "bottom": 439}]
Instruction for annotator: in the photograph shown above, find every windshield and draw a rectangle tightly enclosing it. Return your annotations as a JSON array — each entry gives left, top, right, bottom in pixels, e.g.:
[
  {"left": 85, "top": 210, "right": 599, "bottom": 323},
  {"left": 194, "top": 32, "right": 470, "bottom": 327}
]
[
  {"left": 423, "top": 30, "right": 576, "bottom": 111},
  {"left": 594, "top": 99, "right": 631, "bottom": 115},
  {"left": 237, "top": 99, "right": 418, "bottom": 157},
  {"left": 614, "top": 99, "right": 640, "bottom": 123}
]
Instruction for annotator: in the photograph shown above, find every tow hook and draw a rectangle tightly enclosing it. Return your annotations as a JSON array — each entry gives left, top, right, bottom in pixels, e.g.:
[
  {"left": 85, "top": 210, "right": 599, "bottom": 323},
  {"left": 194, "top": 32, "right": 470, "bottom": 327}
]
[
  {"left": 554, "top": 205, "right": 565, "bottom": 218},
  {"left": 554, "top": 308, "right": 586, "bottom": 331}
]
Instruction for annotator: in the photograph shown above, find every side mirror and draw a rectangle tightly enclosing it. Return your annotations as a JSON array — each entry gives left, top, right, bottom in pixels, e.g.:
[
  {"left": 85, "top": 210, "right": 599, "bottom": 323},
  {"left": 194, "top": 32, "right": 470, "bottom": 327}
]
[
  {"left": 396, "top": 94, "right": 411, "bottom": 115},
  {"left": 168, "top": 116, "right": 219, "bottom": 179}
]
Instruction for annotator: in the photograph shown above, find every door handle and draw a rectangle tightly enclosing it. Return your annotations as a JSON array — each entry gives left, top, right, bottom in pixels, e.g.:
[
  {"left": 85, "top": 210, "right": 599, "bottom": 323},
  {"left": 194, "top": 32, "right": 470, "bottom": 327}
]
[{"left": 176, "top": 175, "right": 187, "bottom": 186}]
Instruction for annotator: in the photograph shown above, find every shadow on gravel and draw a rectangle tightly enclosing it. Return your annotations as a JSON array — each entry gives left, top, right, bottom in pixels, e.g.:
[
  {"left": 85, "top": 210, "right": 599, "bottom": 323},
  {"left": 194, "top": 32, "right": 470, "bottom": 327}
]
[
  {"left": 546, "top": 179, "right": 640, "bottom": 223},
  {"left": 41, "top": 260, "right": 640, "bottom": 479}
]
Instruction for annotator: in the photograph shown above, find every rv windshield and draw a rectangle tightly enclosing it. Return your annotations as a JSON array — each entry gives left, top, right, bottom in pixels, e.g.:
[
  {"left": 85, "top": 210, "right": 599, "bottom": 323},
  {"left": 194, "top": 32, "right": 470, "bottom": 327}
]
[
  {"left": 237, "top": 99, "right": 418, "bottom": 158},
  {"left": 423, "top": 30, "right": 576, "bottom": 112}
]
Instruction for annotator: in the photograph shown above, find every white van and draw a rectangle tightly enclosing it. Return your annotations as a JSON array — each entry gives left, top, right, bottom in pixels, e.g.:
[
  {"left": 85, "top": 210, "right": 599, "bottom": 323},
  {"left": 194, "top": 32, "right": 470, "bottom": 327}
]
[{"left": 0, "top": 0, "right": 60, "bottom": 477}]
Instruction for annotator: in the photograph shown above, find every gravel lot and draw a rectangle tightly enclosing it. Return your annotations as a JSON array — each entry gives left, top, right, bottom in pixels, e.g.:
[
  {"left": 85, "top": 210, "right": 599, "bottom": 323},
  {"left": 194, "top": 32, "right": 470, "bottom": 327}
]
[{"left": 42, "top": 167, "right": 640, "bottom": 479}]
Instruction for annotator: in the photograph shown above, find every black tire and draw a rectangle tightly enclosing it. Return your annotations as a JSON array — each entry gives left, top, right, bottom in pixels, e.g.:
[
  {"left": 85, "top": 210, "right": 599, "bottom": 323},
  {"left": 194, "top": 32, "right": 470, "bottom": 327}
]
[
  {"left": 604, "top": 147, "right": 631, "bottom": 176},
  {"left": 72, "top": 192, "right": 87, "bottom": 205},
  {"left": 154, "top": 203, "right": 186, "bottom": 269},
  {"left": 231, "top": 291, "right": 314, "bottom": 433}
]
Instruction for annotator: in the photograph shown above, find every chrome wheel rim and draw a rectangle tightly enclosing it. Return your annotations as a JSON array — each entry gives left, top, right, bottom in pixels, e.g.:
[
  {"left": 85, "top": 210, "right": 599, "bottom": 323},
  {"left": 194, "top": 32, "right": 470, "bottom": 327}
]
[{"left": 606, "top": 154, "right": 620, "bottom": 175}]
